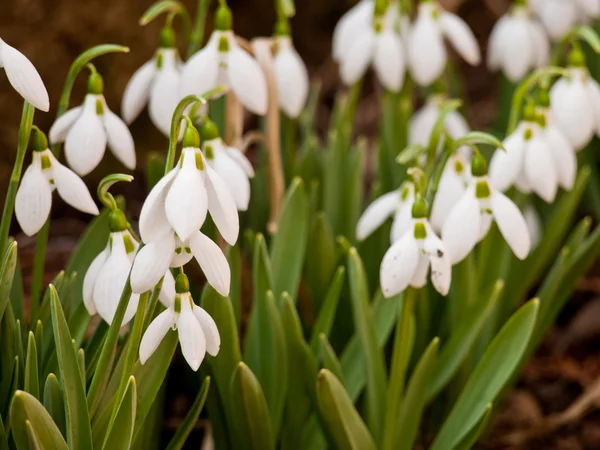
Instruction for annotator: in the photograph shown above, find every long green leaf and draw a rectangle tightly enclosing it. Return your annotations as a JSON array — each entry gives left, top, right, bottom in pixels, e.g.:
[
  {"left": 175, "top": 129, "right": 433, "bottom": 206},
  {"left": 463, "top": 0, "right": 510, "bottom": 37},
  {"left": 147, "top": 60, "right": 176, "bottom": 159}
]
[
  {"left": 43, "top": 374, "right": 66, "bottom": 438},
  {"left": 0, "top": 241, "right": 17, "bottom": 323},
  {"left": 451, "top": 403, "right": 493, "bottom": 450},
  {"left": 24, "top": 333, "right": 39, "bottom": 400},
  {"left": 309, "top": 267, "right": 345, "bottom": 354},
  {"left": 102, "top": 377, "right": 137, "bottom": 450},
  {"left": 165, "top": 377, "right": 210, "bottom": 450},
  {"left": 319, "top": 334, "right": 345, "bottom": 384}
]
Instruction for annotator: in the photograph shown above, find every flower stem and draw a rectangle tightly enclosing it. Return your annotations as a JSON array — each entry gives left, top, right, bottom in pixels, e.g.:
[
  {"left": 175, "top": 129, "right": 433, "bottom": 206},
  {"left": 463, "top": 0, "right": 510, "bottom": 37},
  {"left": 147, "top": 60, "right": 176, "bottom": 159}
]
[
  {"left": 187, "top": 0, "right": 211, "bottom": 57},
  {"left": 143, "top": 277, "right": 165, "bottom": 331}
]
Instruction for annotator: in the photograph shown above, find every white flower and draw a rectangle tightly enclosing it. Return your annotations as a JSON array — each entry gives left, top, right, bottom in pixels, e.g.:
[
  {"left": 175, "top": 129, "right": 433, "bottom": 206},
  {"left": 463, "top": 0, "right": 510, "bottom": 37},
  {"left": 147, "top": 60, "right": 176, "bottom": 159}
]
[
  {"left": 273, "top": 35, "right": 309, "bottom": 118},
  {"left": 487, "top": 5, "right": 549, "bottom": 82},
  {"left": 356, "top": 182, "right": 415, "bottom": 243},
  {"left": 550, "top": 63, "right": 600, "bottom": 150},
  {"left": 409, "top": 94, "right": 470, "bottom": 147},
  {"left": 122, "top": 28, "right": 182, "bottom": 136},
  {"left": 15, "top": 130, "right": 99, "bottom": 236},
  {"left": 181, "top": 8, "right": 267, "bottom": 115},
  {"left": 49, "top": 72, "right": 135, "bottom": 176},
  {"left": 524, "top": 204, "right": 543, "bottom": 248},
  {"left": 528, "top": 0, "right": 577, "bottom": 41},
  {"left": 408, "top": 1, "right": 480, "bottom": 86},
  {"left": 139, "top": 273, "right": 220, "bottom": 371},
  {"left": 442, "top": 157, "right": 531, "bottom": 264},
  {"left": 333, "top": 0, "right": 374, "bottom": 62},
  {"left": 380, "top": 200, "right": 451, "bottom": 297},
  {"left": 0, "top": 38, "right": 49, "bottom": 111}
]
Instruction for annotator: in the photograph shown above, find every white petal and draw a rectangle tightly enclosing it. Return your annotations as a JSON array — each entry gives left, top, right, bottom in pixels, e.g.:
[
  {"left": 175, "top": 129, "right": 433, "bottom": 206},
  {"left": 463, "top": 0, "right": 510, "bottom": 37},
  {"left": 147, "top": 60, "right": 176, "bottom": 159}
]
[
  {"left": 440, "top": 12, "right": 480, "bottom": 65},
  {"left": 227, "top": 43, "right": 268, "bottom": 115},
  {"left": 158, "top": 270, "right": 176, "bottom": 307},
  {"left": 130, "top": 234, "right": 175, "bottom": 294},
  {"left": 551, "top": 77, "right": 595, "bottom": 150},
  {"left": 441, "top": 189, "right": 481, "bottom": 264},
  {"left": 410, "top": 254, "right": 430, "bottom": 289},
  {"left": 139, "top": 168, "right": 179, "bottom": 242},
  {"left": 524, "top": 136, "right": 558, "bottom": 203},
  {"left": 204, "top": 161, "right": 239, "bottom": 245},
  {"left": 489, "top": 128, "right": 526, "bottom": 191},
  {"left": 224, "top": 147, "right": 254, "bottom": 177},
  {"left": 373, "top": 30, "right": 405, "bottom": 92},
  {"left": 103, "top": 107, "right": 136, "bottom": 170},
  {"left": 82, "top": 249, "right": 108, "bottom": 316},
  {"left": 538, "top": 0, "right": 577, "bottom": 41},
  {"left": 177, "top": 307, "right": 207, "bottom": 371},
  {"left": 585, "top": 79, "right": 600, "bottom": 136},
  {"left": 380, "top": 233, "right": 419, "bottom": 298},
  {"left": 576, "top": 0, "right": 600, "bottom": 17},
  {"left": 340, "top": 28, "right": 376, "bottom": 86},
  {"left": 15, "top": 163, "right": 52, "bottom": 236},
  {"left": 121, "top": 59, "right": 155, "bottom": 124},
  {"left": 165, "top": 150, "right": 208, "bottom": 242},
  {"left": 273, "top": 42, "right": 309, "bottom": 117},
  {"left": 0, "top": 40, "right": 49, "bottom": 111},
  {"left": 491, "top": 192, "right": 531, "bottom": 260},
  {"left": 524, "top": 204, "right": 543, "bottom": 248},
  {"left": 408, "top": 9, "right": 446, "bottom": 86},
  {"left": 193, "top": 305, "right": 220, "bottom": 356},
  {"left": 502, "top": 19, "right": 534, "bottom": 82},
  {"left": 189, "top": 231, "right": 231, "bottom": 297},
  {"left": 430, "top": 161, "right": 466, "bottom": 232},
  {"left": 544, "top": 126, "right": 576, "bottom": 190},
  {"left": 180, "top": 35, "right": 220, "bottom": 98},
  {"left": 48, "top": 153, "right": 99, "bottom": 215},
  {"left": 170, "top": 235, "right": 194, "bottom": 267},
  {"left": 333, "top": 0, "right": 373, "bottom": 60},
  {"left": 529, "top": 22, "right": 550, "bottom": 68},
  {"left": 211, "top": 148, "right": 252, "bottom": 211},
  {"left": 390, "top": 201, "right": 413, "bottom": 243},
  {"left": 356, "top": 191, "right": 400, "bottom": 241},
  {"left": 478, "top": 211, "right": 493, "bottom": 241},
  {"left": 424, "top": 227, "right": 452, "bottom": 296},
  {"left": 139, "top": 308, "right": 176, "bottom": 364},
  {"left": 445, "top": 111, "right": 470, "bottom": 139},
  {"left": 48, "top": 107, "right": 82, "bottom": 144},
  {"left": 488, "top": 15, "right": 510, "bottom": 70},
  {"left": 409, "top": 102, "right": 438, "bottom": 146},
  {"left": 149, "top": 50, "right": 181, "bottom": 136}
]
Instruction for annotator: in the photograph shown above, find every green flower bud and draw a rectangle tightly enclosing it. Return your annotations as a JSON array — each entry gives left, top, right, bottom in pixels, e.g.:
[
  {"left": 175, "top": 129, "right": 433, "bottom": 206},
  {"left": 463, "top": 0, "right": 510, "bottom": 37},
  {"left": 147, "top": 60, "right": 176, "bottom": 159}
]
[
  {"left": 200, "top": 119, "right": 220, "bottom": 141},
  {"left": 568, "top": 45, "right": 586, "bottom": 67},
  {"left": 471, "top": 154, "right": 488, "bottom": 177},
  {"left": 87, "top": 72, "right": 104, "bottom": 95},
  {"left": 183, "top": 124, "right": 200, "bottom": 148},
  {"left": 32, "top": 128, "right": 48, "bottom": 151},
  {"left": 274, "top": 19, "right": 290, "bottom": 36},
  {"left": 215, "top": 5, "right": 233, "bottom": 31},
  {"left": 159, "top": 26, "right": 176, "bottom": 48},
  {"left": 175, "top": 273, "right": 190, "bottom": 294},
  {"left": 109, "top": 209, "right": 128, "bottom": 232},
  {"left": 412, "top": 196, "right": 428, "bottom": 219}
]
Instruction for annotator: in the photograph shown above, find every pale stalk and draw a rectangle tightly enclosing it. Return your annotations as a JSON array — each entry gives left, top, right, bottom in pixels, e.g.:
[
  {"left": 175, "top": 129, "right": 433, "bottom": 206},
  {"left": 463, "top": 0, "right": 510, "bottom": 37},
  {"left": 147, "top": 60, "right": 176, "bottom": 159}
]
[
  {"left": 188, "top": 0, "right": 211, "bottom": 57},
  {"left": 225, "top": 90, "right": 243, "bottom": 145}
]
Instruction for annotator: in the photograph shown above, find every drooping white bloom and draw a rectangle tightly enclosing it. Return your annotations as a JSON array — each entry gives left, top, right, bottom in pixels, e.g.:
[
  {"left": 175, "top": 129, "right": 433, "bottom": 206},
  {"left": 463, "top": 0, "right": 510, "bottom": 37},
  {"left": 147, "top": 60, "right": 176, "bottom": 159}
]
[
  {"left": 49, "top": 72, "right": 135, "bottom": 176},
  {"left": 272, "top": 34, "right": 309, "bottom": 118},
  {"left": 356, "top": 182, "right": 415, "bottom": 243},
  {"left": 15, "top": 130, "right": 99, "bottom": 236},
  {"left": 409, "top": 94, "right": 470, "bottom": 148},
  {"left": 333, "top": 0, "right": 374, "bottom": 62},
  {"left": 524, "top": 204, "right": 543, "bottom": 248},
  {"left": 408, "top": 1, "right": 480, "bottom": 86},
  {"left": 122, "top": 27, "right": 182, "bottom": 136},
  {"left": 442, "top": 156, "right": 531, "bottom": 264},
  {"left": 529, "top": 0, "right": 599, "bottom": 34},
  {"left": 0, "top": 38, "right": 49, "bottom": 111},
  {"left": 140, "top": 273, "right": 220, "bottom": 371},
  {"left": 487, "top": 4, "right": 549, "bottom": 82},
  {"left": 181, "top": 7, "right": 267, "bottom": 115},
  {"left": 380, "top": 199, "right": 451, "bottom": 297}
]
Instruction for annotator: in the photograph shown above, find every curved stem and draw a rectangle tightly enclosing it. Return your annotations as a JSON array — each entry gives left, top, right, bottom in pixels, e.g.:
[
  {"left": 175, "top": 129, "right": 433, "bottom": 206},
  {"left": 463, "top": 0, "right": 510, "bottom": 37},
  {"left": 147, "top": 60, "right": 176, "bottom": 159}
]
[
  {"left": 140, "top": 1, "right": 193, "bottom": 39},
  {"left": 97, "top": 174, "right": 134, "bottom": 210}
]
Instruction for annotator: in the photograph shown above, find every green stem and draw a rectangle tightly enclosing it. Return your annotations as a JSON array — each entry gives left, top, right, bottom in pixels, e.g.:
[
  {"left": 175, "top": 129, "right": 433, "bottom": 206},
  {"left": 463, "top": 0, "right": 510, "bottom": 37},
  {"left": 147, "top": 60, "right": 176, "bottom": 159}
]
[
  {"left": 143, "top": 277, "right": 165, "bottom": 332},
  {"left": 187, "top": 0, "right": 211, "bottom": 57}
]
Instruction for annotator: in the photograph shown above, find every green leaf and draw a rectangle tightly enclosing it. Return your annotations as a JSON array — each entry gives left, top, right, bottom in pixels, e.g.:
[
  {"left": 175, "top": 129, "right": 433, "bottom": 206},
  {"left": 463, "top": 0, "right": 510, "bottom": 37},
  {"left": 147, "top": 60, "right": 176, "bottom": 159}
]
[
  {"left": 0, "top": 241, "right": 17, "bottom": 323},
  {"left": 230, "top": 363, "right": 275, "bottom": 450},
  {"left": 316, "top": 369, "right": 377, "bottom": 450},
  {"left": 347, "top": 248, "right": 387, "bottom": 443},
  {"left": 270, "top": 178, "right": 310, "bottom": 300},
  {"left": 0, "top": 413, "right": 7, "bottom": 450},
  {"left": 43, "top": 374, "right": 66, "bottom": 438},
  {"left": 165, "top": 377, "right": 210, "bottom": 450},
  {"left": 49, "top": 285, "right": 92, "bottom": 450},
  {"left": 396, "top": 144, "right": 425, "bottom": 165},
  {"left": 0, "top": 357, "right": 18, "bottom": 420},
  {"left": 10, "top": 390, "right": 68, "bottom": 450},
  {"left": 101, "top": 377, "right": 137, "bottom": 450},
  {"left": 319, "top": 334, "right": 345, "bottom": 384},
  {"left": 226, "top": 245, "right": 242, "bottom": 328},
  {"left": 25, "top": 333, "right": 39, "bottom": 400},
  {"left": 452, "top": 131, "right": 505, "bottom": 151},
  {"left": 451, "top": 403, "right": 493, "bottom": 450},
  {"left": 572, "top": 25, "right": 600, "bottom": 53},
  {"left": 310, "top": 267, "right": 345, "bottom": 353},
  {"left": 431, "top": 299, "right": 539, "bottom": 450}
]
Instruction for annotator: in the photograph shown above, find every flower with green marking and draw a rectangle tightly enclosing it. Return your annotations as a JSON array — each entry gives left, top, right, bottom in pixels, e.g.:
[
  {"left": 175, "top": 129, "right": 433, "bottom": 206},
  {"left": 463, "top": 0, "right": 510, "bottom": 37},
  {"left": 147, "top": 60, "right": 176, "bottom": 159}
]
[
  {"left": 139, "top": 273, "right": 220, "bottom": 371},
  {"left": 121, "top": 26, "right": 183, "bottom": 136},
  {"left": 49, "top": 71, "right": 135, "bottom": 176},
  {"left": 442, "top": 155, "right": 531, "bottom": 264},
  {"left": 272, "top": 32, "right": 309, "bottom": 118},
  {"left": 15, "top": 128, "right": 99, "bottom": 236},
  {"left": 333, "top": 0, "right": 374, "bottom": 62},
  {"left": 0, "top": 37, "right": 49, "bottom": 111},
  {"left": 529, "top": 0, "right": 599, "bottom": 41},
  {"left": 380, "top": 196, "right": 451, "bottom": 297}
]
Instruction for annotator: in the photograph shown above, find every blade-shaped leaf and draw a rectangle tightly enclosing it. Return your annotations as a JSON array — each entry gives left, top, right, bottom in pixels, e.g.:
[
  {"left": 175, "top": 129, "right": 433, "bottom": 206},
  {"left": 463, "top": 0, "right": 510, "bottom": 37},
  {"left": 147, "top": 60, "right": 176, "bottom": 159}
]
[
  {"left": 43, "top": 374, "right": 66, "bottom": 438},
  {"left": 101, "top": 377, "right": 137, "bottom": 450},
  {"left": 165, "top": 377, "right": 210, "bottom": 450},
  {"left": 451, "top": 403, "right": 493, "bottom": 450},
  {"left": 319, "top": 334, "right": 345, "bottom": 385},
  {"left": 309, "top": 267, "right": 345, "bottom": 353},
  {"left": 24, "top": 333, "right": 39, "bottom": 400},
  {"left": 0, "top": 241, "right": 17, "bottom": 323}
]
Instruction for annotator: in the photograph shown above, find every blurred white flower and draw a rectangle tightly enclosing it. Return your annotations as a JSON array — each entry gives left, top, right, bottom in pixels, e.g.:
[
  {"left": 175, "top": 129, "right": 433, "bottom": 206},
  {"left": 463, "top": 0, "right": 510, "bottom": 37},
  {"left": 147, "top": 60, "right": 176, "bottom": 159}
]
[
  {"left": 408, "top": 1, "right": 480, "bottom": 86},
  {"left": 409, "top": 94, "right": 470, "bottom": 147},
  {"left": 356, "top": 181, "right": 415, "bottom": 243},
  {"left": 140, "top": 273, "right": 220, "bottom": 371},
  {"left": 380, "top": 198, "right": 451, "bottom": 297},
  {"left": 442, "top": 156, "right": 531, "bottom": 264},
  {"left": 15, "top": 129, "right": 99, "bottom": 236},
  {"left": 49, "top": 72, "right": 135, "bottom": 176},
  {"left": 488, "top": 4, "right": 549, "bottom": 82},
  {"left": 333, "top": 0, "right": 374, "bottom": 62},
  {"left": 0, "top": 38, "right": 49, "bottom": 111},
  {"left": 122, "top": 27, "right": 182, "bottom": 136},
  {"left": 524, "top": 204, "right": 543, "bottom": 248},
  {"left": 529, "top": 0, "right": 600, "bottom": 33},
  {"left": 273, "top": 33, "right": 309, "bottom": 118}
]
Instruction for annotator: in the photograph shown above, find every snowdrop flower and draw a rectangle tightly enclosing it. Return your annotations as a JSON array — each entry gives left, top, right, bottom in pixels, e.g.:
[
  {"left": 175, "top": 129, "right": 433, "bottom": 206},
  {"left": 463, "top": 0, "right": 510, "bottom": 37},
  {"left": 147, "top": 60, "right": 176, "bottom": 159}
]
[
  {"left": 130, "top": 122, "right": 237, "bottom": 296},
  {"left": 200, "top": 119, "right": 254, "bottom": 211},
  {"left": 488, "top": 2, "right": 549, "bottom": 82},
  {"left": 339, "top": 3, "right": 406, "bottom": 92},
  {"left": 181, "top": 6, "right": 267, "bottom": 115},
  {"left": 140, "top": 273, "right": 220, "bottom": 371},
  {"left": 15, "top": 128, "right": 99, "bottom": 236},
  {"left": 0, "top": 38, "right": 49, "bottom": 111},
  {"left": 443, "top": 154, "right": 531, "bottom": 264},
  {"left": 49, "top": 71, "right": 135, "bottom": 176},
  {"left": 122, "top": 26, "right": 182, "bottom": 136},
  {"left": 550, "top": 47, "right": 600, "bottom": 150},
  {"left": 528, "top": 0, "right": 577, "bottom": 41},
  {"left": 333, "top": 0, "right": 374, "bottom": 62},
  {"left": 356, "top": 181, "right": 415, "bottom": 243},
  {"left": 524, "top": 204, "right": 542, "bottom": 248},
  {"left": 380, "top": 196, "right": 451, "bottom": 297},
  {"left": 408, "top": 0, "right": 480, "bottom": 86},
  {"left": 490, "top": 100, "right": 576, "bottom": 202},
  {"left": 272, "top": 22, "right": 309, "bottom": 118}
]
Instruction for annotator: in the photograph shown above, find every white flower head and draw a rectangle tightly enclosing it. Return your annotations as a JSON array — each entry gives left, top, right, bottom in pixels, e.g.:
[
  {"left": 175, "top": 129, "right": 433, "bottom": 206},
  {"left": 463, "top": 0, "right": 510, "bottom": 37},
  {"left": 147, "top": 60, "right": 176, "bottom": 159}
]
[
  {"left": 408, "top": 1, "right": 480, "bottom": 86},
  {"left": 356, "top": 181, "right": 415, "bottom": 244},
  {"left": 139, "top": 272, "right": 220, "bottom": 371},
  {"left": 0, "top": 38, "right": 49, "bottom": 111},
  {"left": 529, "top": 0, "right": 600, "bottom": 37},
  {"left": 122, "top": 26, "right": 182, "bottom": 136},
  {"left": 15, "top": 128, "right": 99, "bottom": 236},
  {"left": 380, "top": 196, "right": 451, "bottom": 297},
  {"left": 487, "top": 4, "right": 549, "bottom": 82},
  {"left": 181, "top": 6, "right": 267, "bottom": 115},
  {"left": 200, "top": 119, "right": 254, "bottom": 211},
  {"left": 49, "top": 70, "right": 136, "bottom": 176},
  {"left": 272, "top": 30, "right": 309, "bottom": 118},
  {"left": 333, "top": 0, "right": 374, "bottom": 62},
  {"left": 442, "top": 155, "right": 531, "bottom": 264}
]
